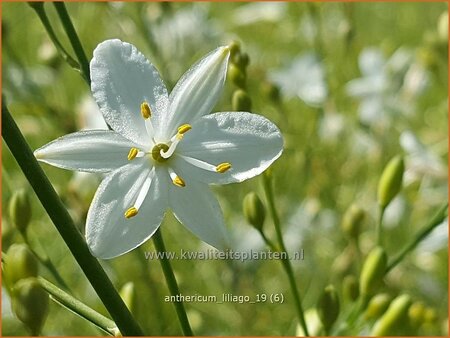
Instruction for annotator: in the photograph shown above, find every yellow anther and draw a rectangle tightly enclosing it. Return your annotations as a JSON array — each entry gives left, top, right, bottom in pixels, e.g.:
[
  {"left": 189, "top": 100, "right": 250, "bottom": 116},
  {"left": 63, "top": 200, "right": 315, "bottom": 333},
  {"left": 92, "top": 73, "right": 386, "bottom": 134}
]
[
  {"left": 177, "top": 124, "right": 192, "bottom": 135},
  {"left": 127, "top": 147, "right": 139, "bottom": 161},
  {"left": 124, "top": 207, "right": 138, "bottom": 219},
  {"left": 216, "top": 162, "right": 232, "bottom": 173},
  {"left": 141, "top": 102, "right": 152, "bottom": 119},
  {"left": 173, "top": 176, "right": 186, "bottom": 187}
]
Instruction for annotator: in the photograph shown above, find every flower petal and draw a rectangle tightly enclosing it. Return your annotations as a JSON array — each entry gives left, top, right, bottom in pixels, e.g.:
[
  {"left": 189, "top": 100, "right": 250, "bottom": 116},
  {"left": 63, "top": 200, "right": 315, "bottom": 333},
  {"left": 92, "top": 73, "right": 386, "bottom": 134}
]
[
  {"left": 86, "top": 164, "right": 168, "bottom": 259},
  {"left": 168, "top": 177, "right": 229, "bottom": 250},
  {"left": 174, "top": 112, "right": 283, "bottom": 184},
  {"left": 34, "top": 130, "right": 140, "bottom": 173},
  {"left": 90, "top": 39, "right": 169, "bottom": 146},
  {"left": 162, "top": 46, "right": 230, "bottom": 139}
]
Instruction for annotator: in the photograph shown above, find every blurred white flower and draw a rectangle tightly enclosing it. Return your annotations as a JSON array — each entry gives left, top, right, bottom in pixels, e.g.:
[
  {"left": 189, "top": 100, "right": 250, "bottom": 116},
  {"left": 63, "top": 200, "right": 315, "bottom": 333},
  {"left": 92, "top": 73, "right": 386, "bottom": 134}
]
[
  {"left": 319, "top": 113, "right": 345, "bottom": 143},
  {"left": 35, "top": 40, "right": 283, "bottom": 259},
  {"left": 232, "top": 2, "right": 287, "bottom": 26}
]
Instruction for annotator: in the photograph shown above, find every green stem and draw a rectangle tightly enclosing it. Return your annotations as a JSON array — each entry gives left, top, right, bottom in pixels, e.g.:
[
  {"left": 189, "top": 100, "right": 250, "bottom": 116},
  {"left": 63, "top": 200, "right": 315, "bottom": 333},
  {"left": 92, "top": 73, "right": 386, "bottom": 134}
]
[
  {"left": 386, "top": 202, "right": 448, "bottom": 273},
  {"left": 53, "top": 2, "right": 91, "bottom": 85},
  {"left": 38, "top": 277, "right": 118, "bottom": 336},
  {"left": 152, "top": 229, "right": 193, "bottom": 336},
  {"left": 262, "top": 172, "right": 310, "bottom": 336},
  {"left": 377, "top": 206, "right": 385, "bottom": 247},
  {"left": 27, "top": 3, "right": 80, "bottom": 72},
  {"left": 2, "top": 103, "right": 144, "bottom": 336}
]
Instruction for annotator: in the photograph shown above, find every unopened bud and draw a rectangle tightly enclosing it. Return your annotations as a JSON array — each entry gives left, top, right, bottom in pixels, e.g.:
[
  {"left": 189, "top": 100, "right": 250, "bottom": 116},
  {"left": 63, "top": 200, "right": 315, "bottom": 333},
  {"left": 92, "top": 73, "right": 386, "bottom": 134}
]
[
  {"left": 365, "top": 293, "right": 391, "bottom": 320},
  {"left": 9, "top": 189, "right": 32, "bottom": 233},
  {"left": 120, "top": 282, "right": 136, "bottom": 313},
  {"left": 423, "top": 307, "right": 438, "bottom": 323},
  {"left": 243, "top": 192, "right": 266, "bottom": 231},
  {"left": 232, "top": 89, "right": 252, "bottom": 111},
  {"left": 228, "top": 63, "right": 246, "bottom": 88},
  {"left": 233, "top": 52, "right": 250, "bottom": 70},
  {"left": 12, "top": 278, "right": 49, "bottom": 335},
  {"left": 342, "top": 275, "right": 359, "bottom": 302},
  {"left": 317, "top": 285, "right": 340, "bottom": 332},
  {"left": 228, "top": 41, "right": 241, "bottom": 60},
  {"left": 5, "top": 244, "right": 39, "bottom": 287},
  {"left": 408, "top": 301, "right": 425, "bottom": 327},
  {"left": 341, "top": 204, "right": 365, "bottom": 239},
  {"left": 262, "top": 82, "right": 281, "bottom": 103},
  {"left": 371, "top": 294, "right": 412, "bottom": 336},
  {"left": 377, "top": 155, "right": 404, "bottom": 209},
  {"left": 359, "top": 246, "right": 387, "bottom": 296}
]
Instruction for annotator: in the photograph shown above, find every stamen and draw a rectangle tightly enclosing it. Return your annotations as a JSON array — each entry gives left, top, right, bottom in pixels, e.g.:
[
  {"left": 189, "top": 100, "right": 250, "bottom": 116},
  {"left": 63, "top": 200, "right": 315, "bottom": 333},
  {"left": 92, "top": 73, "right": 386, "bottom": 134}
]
[
  {"left": 128, "top": 147, "right": 139, "bottom": 161},
  {"left": 177, "top": 124, "right": 192, "bottom": 135},
  {"left": 216, "top": 162, "right": 232, "bottom": 173},
  {"left": 168, "top": 168, "right": 186, "bottom": 187},
  {"left": 124, "top": 207, "right": 138, "bottom": 219},
  {"left": 141, "top": 102, "right": 152, "bottom": 119}
]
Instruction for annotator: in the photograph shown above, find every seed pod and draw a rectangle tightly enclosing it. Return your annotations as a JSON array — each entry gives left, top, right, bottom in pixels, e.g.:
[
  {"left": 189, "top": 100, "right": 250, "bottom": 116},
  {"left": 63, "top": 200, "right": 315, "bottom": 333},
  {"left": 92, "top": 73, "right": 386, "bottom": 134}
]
[
  {"left": 243, "top": 192, "right": 266, "bottom": 231},
  {"left": 342, "top": 275, "right": 359, "bottom": 302},
  {"left": 228, "top": 63, "right": 246, "bottom": 88},
  {"left": 341, "top": 204, "right": 365, "bottom": 240},
  {"left": 359, "top": 246, "right": 387, "bottom": 296},
  {"left": 4, "top": 244, "right": 39, "bottom": 287},
  {"left": 9, "top": 189, "right": 32, "bottom": 233},
  {"left": 232, "top": 89, "right": 252, "bottom": 111},
  {"left": 365, "top": 293, "right": 391, "bottom": 320},
  {"left": 12, "top": 278, "right": 49, "bottom": 335},
  {"left": 120, "top": 282, "right": 136, "bottom": 313},
  {"left": 317, "top": 285, "right": 340, "bottom": 332},
  {"left": 377, "top": 155, "right": 404, "bottom": 209},
  {"left": 371, "top": 294, "right": 412, "bottom": 336}
]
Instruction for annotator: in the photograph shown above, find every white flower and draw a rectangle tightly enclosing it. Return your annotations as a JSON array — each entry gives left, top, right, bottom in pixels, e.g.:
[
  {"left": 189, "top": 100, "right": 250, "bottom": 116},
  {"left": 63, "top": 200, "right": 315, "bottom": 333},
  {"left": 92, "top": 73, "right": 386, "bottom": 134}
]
[{"left": 34, "top": 39, "right": 283, "bottom": 259}]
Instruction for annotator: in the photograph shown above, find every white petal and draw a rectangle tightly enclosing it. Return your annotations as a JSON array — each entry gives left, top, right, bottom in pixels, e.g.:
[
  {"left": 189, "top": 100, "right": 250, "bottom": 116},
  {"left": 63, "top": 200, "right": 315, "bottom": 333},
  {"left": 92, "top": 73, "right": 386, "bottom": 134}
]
[
  {"left": 174, "top": 112, "right": 283, "bottom": 184},
  {"left": 168, "top": 178, "right": 229, "bottom": 250},
  {"left": 161, "top": 46, "right": 230, "bottom": 139},
  {"left": 34, "top": 130, "right": 140, "bottom": 173},
  {"left": 90, "top": 39, "right": 169, "bottom": 146},
  {"left": 86, "top": 164, "right": 168, "bottom": 259}
]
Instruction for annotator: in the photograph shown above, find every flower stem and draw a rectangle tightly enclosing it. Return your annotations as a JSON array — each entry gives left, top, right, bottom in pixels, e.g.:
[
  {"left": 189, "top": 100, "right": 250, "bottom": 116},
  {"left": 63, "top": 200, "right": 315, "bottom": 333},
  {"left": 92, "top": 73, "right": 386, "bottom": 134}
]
[
  {"left": 376, "top": 206, "right": 386, "bottom": 247},
  {"left": 38, "top": 276, "right": 119, "bottom": 336},
  {"left": 152, "top": 229, "right": 193, "bottom": 336},
  {"left": 2, "top": 103, "right": 144, "bottom": 336},
  {"left": 262, "top": 172, "right": 310, "bottom": 336},
  {"left": 386, "top": 202, "right": 448, "bottom": 273},
  {"left": 27, "top": 2, "right": 81, "bottom": 72},
  {"left": 53, "top": 2, "right": 91, "bottom": 85}
]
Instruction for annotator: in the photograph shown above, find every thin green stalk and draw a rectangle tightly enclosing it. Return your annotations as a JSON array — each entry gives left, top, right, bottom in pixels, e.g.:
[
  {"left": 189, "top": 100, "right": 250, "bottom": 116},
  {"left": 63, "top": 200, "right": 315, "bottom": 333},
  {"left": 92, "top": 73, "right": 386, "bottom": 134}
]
[
  {"left": 38, "top": 276, "right": 118, "bottom": 336},
  {"left": 386, "top": 202, "right": 448, "bottom": 273},
  {"left": 53, "top": 2, "right": 91, "bottom": 84},
  {"left": 28, "top": 3, "right": 80, "bottom": 71},
  {"left": 376, "top": 206, "right": 386, "bottom": 247},
  {"left": 2, "top": 104, "right": 144, "bottom": 336},
  {"left": 152, "top": 229, "right": 193, "bottom": 336},
  {"left": 262, "top": 172, "right": 310, "bottom": 336}
]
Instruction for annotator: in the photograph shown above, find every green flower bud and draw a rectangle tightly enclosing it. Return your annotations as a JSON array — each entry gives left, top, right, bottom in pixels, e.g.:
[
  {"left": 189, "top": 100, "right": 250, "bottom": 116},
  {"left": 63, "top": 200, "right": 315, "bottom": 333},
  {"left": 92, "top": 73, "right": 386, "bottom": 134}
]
[
  {"left": 359, "top": 246, "right": 387, "bottom": 296},
  {"left": 228, "top": 41, "right": 241, "bottom": 60},
  {"left": 317, "top": 285, "right": 340, "bottom": 332},
  {"left": 9, "top": 189, "right": 32, "bottom": 233},
  {"left": 423, "top": 307, "right": 438, "bottom": 323},
  {"left": 342, "top": 275, "right": 359, "bottom": 302},
  {"left": 371, "top": 294, "right": 412, "bottom": 336},
  {"left": 228, "top": 63, "right": 246, "bottom": 88},
  {"left": 243, "top": 192, "right": 266, "bottom": 231},
  {"left": 365, "top": 293, "right": 391, "bottom": 320},
  {"left": 408, "top": 301, "right": 425, "bottom": 327},
  {"left": 438, "top": 12, "right": 448, "bottom": 42},
  {"left": 233, "top": 52, "right": 250, "bottom": 70},
  {"left": 232, "top": 89, "right": 252, "bottom": 111},
  {"left": 120, "top": 282, "right": 136, "bottom": 313},
  {"left": 341, "top": 204, "right": 365, "bottom": 240},
  {"left": 377, "top": 155, "right": 404, "bottom": 209},
  {"left": 5, "top": 244, "right": 39, "bottom": 287},
  {"left": 12, "top": 278, "right": 49, "bottom": 335}
]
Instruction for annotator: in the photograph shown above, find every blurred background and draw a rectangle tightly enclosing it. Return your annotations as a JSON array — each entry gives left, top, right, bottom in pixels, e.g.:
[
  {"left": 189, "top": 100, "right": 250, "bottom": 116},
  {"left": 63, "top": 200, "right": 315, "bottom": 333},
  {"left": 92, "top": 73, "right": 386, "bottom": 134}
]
[{"left": 2, "top": 2, "right": 448, "bottom": 336}]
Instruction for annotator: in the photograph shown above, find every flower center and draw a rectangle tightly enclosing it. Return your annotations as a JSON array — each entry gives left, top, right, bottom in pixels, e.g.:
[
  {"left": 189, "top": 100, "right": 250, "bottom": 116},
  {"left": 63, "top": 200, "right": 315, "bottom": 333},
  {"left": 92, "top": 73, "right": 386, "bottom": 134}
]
[{"left": 151, "top": 143, "right": 170, "bottom": 163}]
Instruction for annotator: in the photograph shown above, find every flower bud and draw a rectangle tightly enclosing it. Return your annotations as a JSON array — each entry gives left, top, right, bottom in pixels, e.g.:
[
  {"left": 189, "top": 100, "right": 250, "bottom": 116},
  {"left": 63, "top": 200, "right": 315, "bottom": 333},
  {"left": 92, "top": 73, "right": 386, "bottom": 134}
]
[
  {"left": 423, "top": 307, "right": 438, "bottom": 323},
  {"left": 359, "top": 246, "right": 387, "bottom": 296},
  {"left": 228, "top": 63, "right": 246, "bottom": 88},
  {"left": 342, "top": 275, "right": 359, "bottom": 302},
  {"left": 341, "top": 204, "right": 365, "bottom": 240},
  {"left": 317, "top": 285, "right": 340, "bottom": 332},
  {"left": 364, "top": 293, "right": 391, "bottom": 320},
  {"left": 12, "top": 278, "right": 49, "bottom": 335},
  {"left": 120, "top": 282, "right": 136, "bottom": 313},
  {"left": 243, "top": 192, "right": 266, "bottom": 231},
  {"left": 228, "top": 41, "right": 241, "bottom": 60},
  {"left": 261, "top": 82, "right": 281, "bottom": 103},
  {"left": 408, "top": 301, "right": 425, "bottom": 327},
  {"left": 371, "top": 294, "right": 412, "bottom": 336},
  {"left": 377, "top": 155, "right": 404, "bottom": 209},
  {"left": 233, "top": 52, "right": 250, "bottom": 70},
  {"left": 9, "top": 189, "right": 32, "bottom": 233},
  {"left": 4, "top": 244, "right": 39, "bottom": 287},
  {"left": 232, "top": 89, "right": 252, "bottom": 111}
]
